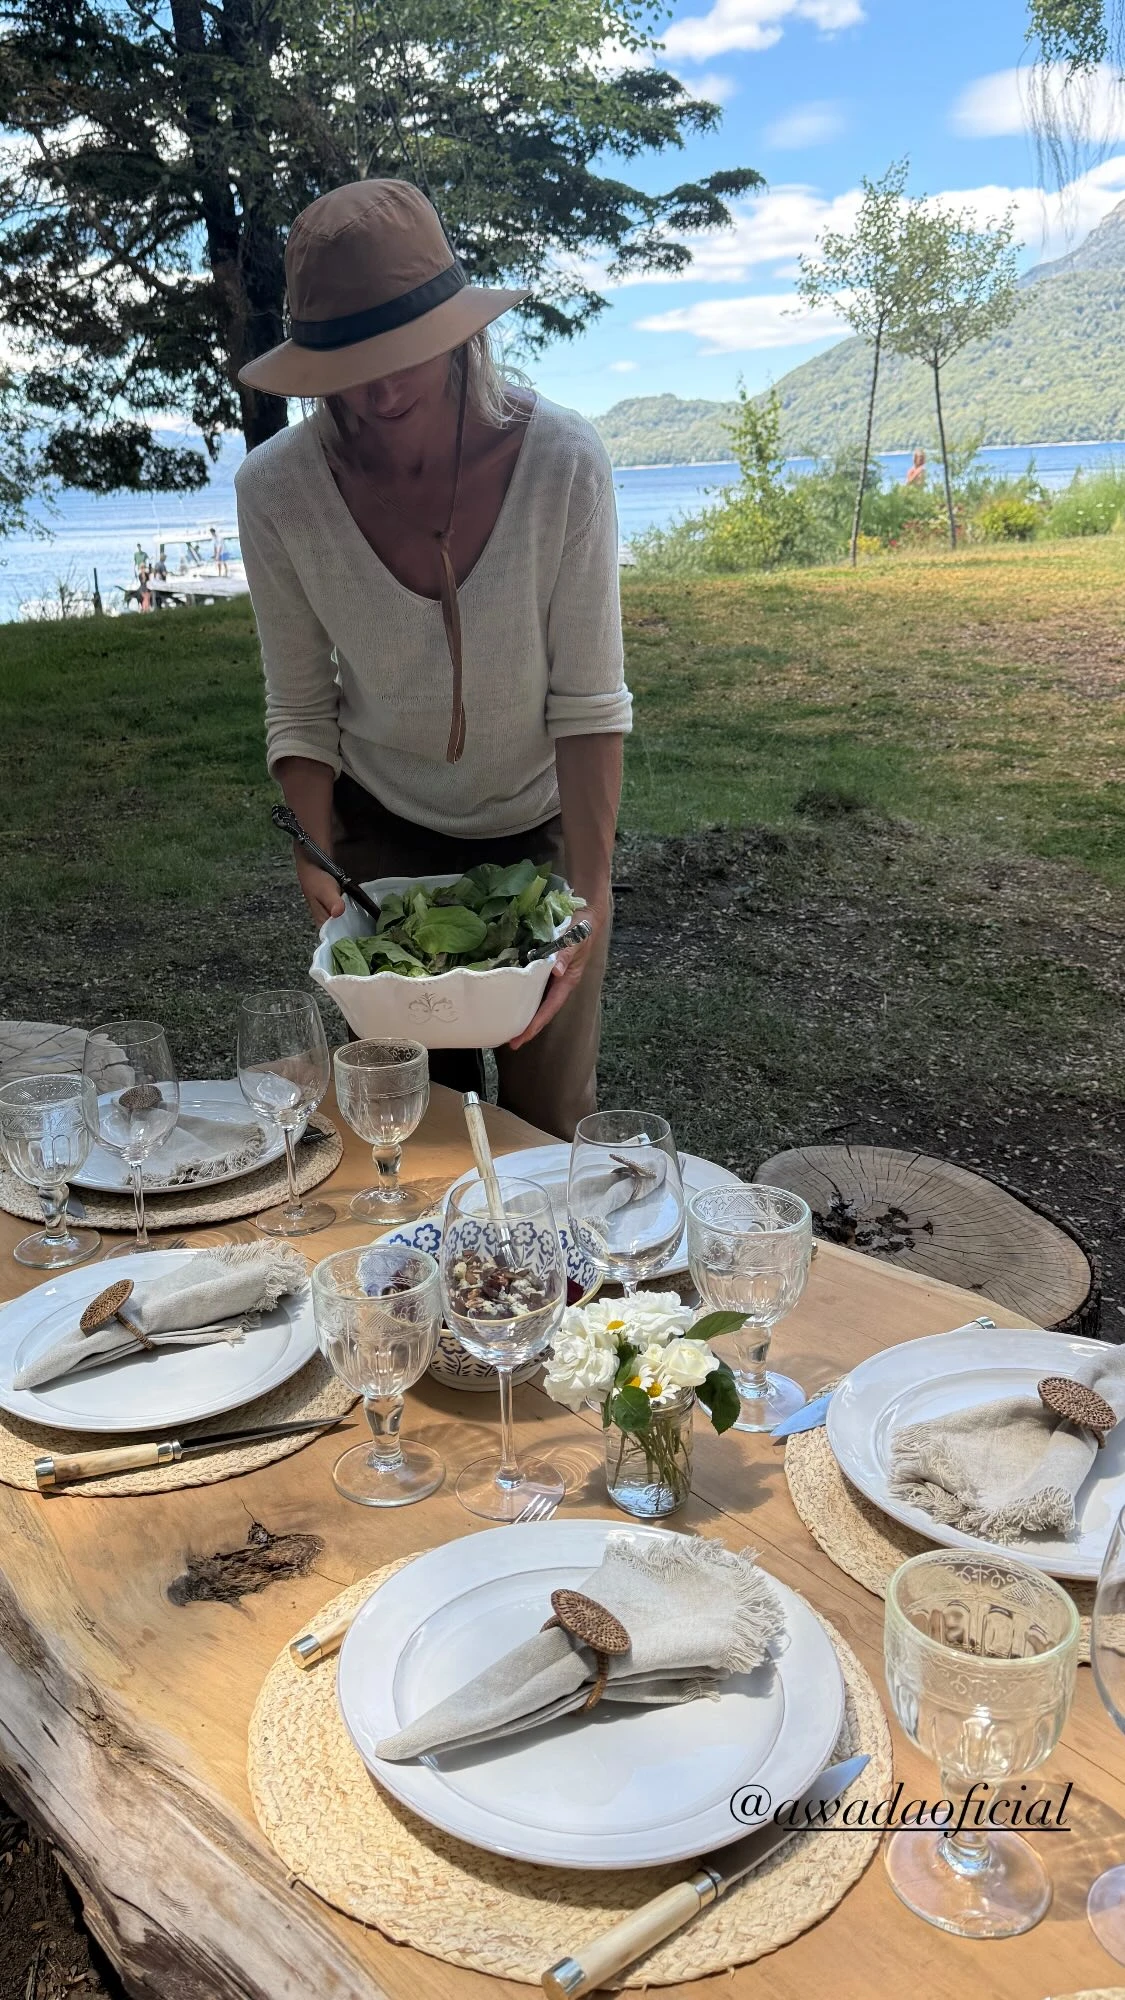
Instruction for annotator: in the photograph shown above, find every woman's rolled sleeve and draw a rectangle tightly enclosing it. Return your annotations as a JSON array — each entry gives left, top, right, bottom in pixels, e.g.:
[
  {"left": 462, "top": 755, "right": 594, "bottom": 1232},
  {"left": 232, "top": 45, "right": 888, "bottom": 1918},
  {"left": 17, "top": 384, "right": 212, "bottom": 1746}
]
[
  {"left": 545, "top": 481, "right": 632, "bottom": 741},
  {"left": 235, "top": 473, "right": 342, "bottom": 775}
]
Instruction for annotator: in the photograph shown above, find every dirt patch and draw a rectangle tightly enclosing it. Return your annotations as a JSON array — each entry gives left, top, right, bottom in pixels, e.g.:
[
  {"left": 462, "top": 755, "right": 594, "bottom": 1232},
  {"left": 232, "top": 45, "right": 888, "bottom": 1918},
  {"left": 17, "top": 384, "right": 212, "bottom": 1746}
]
[{"left": 0, "top": 1806, "right": 119, "bottom": 1999}]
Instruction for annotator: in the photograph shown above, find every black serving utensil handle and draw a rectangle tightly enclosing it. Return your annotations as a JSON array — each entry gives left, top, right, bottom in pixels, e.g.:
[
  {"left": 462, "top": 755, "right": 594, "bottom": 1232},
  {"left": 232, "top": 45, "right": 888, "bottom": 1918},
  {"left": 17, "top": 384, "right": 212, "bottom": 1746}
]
[
  {"left": 521, "top": 919, "right": 593, "bottom": 966},
  {"left": 271, "top": 805, "right": 383, "bottom": 925}
]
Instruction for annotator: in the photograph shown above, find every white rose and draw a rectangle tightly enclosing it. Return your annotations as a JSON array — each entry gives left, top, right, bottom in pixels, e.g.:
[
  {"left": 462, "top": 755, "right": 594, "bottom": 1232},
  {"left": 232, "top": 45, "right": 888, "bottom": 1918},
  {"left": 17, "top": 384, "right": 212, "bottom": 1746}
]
[
  {"left": 658, "top": 1337, "right": 720, "bottom": 1391},
  {"left": 544, "top": 1328, "right": 619, "bottom": 1412},
  {"left": 581, "top": 1291, "right": 696, "bottom": 1350}
]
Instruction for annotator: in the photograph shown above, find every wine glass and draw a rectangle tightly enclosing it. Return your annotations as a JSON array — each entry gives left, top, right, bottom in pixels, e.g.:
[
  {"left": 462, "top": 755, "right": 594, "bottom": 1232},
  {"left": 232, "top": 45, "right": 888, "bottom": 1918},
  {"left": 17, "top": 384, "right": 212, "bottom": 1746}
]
[
  {"left": 686, "top": 1185, "right": 812, "bottom": 1430},
  {"left": 333, "top": 1039, "right": 430, "bottom": 1221},
  {"left": 1087, "top": 1502, "right": 1125, "bottom": 1959},
  {"left": 884, "top": 1549, "right": 1079, "bottom": 1939},
  {"left": 567, "top": 1111, "right": 684, "bottom": 1296},
  {"left": 236, "top": 991, "right": 335, "bottom": 1236},
  {"left": 0, "top": 1073, "right": 101, "bottom": 1267},
  {"left": 442, "top": 1176, "right": 566, "bottom": 1521},
  {"left": 83, "top": 1021, "right": 180, "bottom": 1255},
  {"left": 311, "top": 1244, "right": 444, "bottom": 1505}
]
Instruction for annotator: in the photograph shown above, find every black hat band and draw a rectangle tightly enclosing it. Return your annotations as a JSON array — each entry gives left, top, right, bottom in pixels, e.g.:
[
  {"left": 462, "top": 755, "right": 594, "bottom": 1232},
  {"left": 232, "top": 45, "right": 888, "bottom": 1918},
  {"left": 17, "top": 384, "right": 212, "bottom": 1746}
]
[{"left": 289, "top": 261, "right": 468, "bottom": 351}]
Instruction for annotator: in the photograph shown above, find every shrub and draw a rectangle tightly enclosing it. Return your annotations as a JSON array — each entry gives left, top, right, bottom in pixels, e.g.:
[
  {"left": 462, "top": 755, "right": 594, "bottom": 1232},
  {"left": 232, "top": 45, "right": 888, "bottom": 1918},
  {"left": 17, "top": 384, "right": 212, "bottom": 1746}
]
[
  {"left": 1046, "top": 467, "right": 1125, "bottom": 538},
  {"left": 976, "top": 495, "right": 1042, "bottom": 541}
]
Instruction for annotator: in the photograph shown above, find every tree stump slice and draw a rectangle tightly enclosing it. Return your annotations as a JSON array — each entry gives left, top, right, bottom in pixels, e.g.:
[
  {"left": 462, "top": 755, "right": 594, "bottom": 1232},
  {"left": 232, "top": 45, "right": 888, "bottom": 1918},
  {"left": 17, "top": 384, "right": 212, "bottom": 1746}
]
[{"left": 754, "top": 1144, "right": 1100, "bottom": 1337}]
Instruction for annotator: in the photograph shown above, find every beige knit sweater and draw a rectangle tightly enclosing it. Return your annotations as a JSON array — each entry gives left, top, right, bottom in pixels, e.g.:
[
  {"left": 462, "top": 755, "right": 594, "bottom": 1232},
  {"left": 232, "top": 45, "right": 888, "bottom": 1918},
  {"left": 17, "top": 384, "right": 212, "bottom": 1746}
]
[{"left": 234, "top": 396, "right": 632, "bottom": 838}]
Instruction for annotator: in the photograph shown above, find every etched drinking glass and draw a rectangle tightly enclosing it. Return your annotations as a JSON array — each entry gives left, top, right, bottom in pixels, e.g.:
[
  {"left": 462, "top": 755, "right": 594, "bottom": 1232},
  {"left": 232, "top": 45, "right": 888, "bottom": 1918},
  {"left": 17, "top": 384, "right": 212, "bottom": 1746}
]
[
  {"left": 686, "top": 1184, "right": 812, "bottom": 1430},
  {"left": 1087, "top": 1502, "right": 1125, "bottom": 1959},
  {"left": 567, "top": 1111, "right": 684, "bottom": 1296},
  {"left": 333, "top": 1039, "right": 430, "bottom": 1221},
  {"left": 83, "top": 1020, "right": 180, "bottom": 1255},
  {"left": 237, "top": 991, "right": 335, "bottom": 1236},
  {"left": 0, "top": 1073, "right": 101, "bottom": 1267},
  {"left": 884, "top": 1549, "right": 1079, "bottom": 1938},
  {"left": 442, "top": 1176, "right": 566, "bottom": 1521},
  {"left": 311, "top": 1244, "right": 444, "bottom": 1505}
]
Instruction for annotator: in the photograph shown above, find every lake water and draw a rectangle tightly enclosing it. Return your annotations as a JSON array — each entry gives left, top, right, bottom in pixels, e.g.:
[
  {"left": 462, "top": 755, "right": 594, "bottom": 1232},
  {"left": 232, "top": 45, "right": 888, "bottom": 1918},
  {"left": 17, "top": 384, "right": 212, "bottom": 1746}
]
[{"left": 2, "top": 435, "right": 1123, "bottom": 619}]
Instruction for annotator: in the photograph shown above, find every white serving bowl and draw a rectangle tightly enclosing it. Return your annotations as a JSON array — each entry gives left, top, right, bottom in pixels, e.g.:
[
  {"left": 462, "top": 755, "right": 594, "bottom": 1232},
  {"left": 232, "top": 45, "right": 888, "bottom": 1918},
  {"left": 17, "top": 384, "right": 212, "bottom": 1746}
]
[{"left": 310, "top": 872, "right": 571, "bottom": 1050}]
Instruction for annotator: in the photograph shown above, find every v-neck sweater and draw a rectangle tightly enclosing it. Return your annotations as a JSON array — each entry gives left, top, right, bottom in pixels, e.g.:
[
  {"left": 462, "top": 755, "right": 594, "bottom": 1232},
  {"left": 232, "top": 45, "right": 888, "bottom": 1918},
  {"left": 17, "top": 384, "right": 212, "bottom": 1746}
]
[{"left": 234, "top": 396, "right": 631, "bottom": 838}]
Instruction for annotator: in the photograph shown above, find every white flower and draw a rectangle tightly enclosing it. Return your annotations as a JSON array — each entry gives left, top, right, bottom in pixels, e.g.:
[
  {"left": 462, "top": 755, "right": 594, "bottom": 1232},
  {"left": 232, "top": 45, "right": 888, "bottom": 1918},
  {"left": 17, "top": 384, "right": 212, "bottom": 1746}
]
[
  {"left": 543, "top": 1326, "right": 618, "bottom": 1412},
  {"left": 562, "top": 1291, "right": 696, "bottom": 1353},
  {"left": 659, "top": 1336, "right": 720, "bottom": 1390}
]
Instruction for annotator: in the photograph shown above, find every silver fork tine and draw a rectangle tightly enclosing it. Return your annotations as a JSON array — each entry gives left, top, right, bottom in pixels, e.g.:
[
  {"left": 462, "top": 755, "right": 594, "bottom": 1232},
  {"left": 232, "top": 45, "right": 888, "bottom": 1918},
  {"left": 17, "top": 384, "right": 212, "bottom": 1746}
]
[{"left": 513, "top": 1493, "right": 559, "bottom": 1524}]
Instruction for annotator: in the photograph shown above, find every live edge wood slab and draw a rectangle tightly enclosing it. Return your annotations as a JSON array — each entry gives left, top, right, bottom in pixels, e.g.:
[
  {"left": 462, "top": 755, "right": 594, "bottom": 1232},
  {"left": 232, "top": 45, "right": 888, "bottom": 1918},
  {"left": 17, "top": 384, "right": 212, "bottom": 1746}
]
[{"left": 1, "top": 1085, "right": 1122, "bottom": 2000}]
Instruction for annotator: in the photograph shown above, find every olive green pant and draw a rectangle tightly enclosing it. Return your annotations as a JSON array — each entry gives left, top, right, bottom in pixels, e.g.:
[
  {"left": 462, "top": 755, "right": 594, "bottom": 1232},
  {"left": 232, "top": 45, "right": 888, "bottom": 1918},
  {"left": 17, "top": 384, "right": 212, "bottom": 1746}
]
[{"left": 331, "top": 775, "right": 606, "bottom": 1141}]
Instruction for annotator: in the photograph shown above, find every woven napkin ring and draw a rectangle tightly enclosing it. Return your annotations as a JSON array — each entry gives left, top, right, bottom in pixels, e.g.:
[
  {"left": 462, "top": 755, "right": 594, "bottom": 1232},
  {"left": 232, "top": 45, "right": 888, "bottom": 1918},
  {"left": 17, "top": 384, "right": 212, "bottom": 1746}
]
[
  {"left": 79, "top": 1279, "right": 155, "bottom": 1351},
  {"left": 1038, "top": 1375, "right": 1117, "bottom": 1448},
  {"left": 540, "top": 1589, "right": 631, "bottom": 1711}
]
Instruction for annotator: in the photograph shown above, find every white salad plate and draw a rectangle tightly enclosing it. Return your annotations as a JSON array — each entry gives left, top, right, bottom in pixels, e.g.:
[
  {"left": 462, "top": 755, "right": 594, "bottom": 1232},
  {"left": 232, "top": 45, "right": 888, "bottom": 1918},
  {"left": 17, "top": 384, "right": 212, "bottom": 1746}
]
[
  {"left": 0, "top": 1250, "right": 318, "bottom": 1434},
  {"left": 828, "top": 1325, "right": 1125, "bottom": 1582},
  {"left": 448, "top": 1145, "right": 744, "bottom": 1278},
  {"left": 337, "top": 1519, "right": 844, "bottom": 1869},
  {"left": 73, "top": 1080, "right": 283, "bottom": 1193}
]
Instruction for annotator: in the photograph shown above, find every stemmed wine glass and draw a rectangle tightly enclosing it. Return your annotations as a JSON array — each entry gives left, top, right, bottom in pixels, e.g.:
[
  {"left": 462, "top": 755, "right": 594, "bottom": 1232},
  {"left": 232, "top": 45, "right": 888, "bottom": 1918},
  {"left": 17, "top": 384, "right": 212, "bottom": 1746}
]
[
  {"left": 567, "top": 1111, "right": 685, "bottom": 1295},
  {"left": 442, "top": 1175, "right": 566, "bottom": 1521},
  {"left": 0, "top": 1073, "right": 101, "bottom": 1267},
  {"left": 687, "top": 1185, "right": 812, "bottom": 1430},
  {"left": 333, "top": 1039, "right": 430, "bottom": 1221},
  {"left": 83, "top": 1021, "right": 180, "bottom": 1256},
  {"left": 311, "top": 1244, "right": 444, "bottom": 1505},
  {"left": 884, "top": 1549, "right": 1078, "bottom": 1938},
  {"left": 1087, "top": 1502, "right": 1125, "bottom": 1959},
  {"left": 236, "top": 991, "right": 335, "bottom": 1236}
]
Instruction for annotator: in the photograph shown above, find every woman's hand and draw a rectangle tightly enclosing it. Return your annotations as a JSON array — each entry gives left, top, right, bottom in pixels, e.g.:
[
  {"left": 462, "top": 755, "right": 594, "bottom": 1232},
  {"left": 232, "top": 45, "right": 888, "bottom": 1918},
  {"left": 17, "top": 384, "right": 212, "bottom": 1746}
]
[
  {"left": 508, "top": 899, "right": 607, "bottom": 1049},
  {"left": 295, "top": 850, "right": 346, "bottom": 927}
]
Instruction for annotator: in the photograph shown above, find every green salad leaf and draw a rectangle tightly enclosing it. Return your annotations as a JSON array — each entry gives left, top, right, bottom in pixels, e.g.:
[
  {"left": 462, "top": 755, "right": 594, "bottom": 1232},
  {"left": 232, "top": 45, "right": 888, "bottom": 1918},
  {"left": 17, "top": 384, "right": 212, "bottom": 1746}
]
[{"left": 328, "top": 863, "right": 583, "bottom": 979}]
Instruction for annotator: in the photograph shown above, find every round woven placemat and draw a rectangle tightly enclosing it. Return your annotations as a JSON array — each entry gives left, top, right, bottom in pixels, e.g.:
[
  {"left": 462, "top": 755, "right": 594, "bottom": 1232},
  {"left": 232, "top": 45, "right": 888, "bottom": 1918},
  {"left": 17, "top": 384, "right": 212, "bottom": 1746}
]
[
  {"left": 0, "top": 1355, "right": 356, "bottom": 1496},
  {"left": 785, "top": 1422, "right": 1094, "bottom": 1662},
  {"left": 0, "top": 1114, "right": 343, "bottom": 1233},
  {"left": 248, "top": 1559, "right": 892, "bottom": 1986}
]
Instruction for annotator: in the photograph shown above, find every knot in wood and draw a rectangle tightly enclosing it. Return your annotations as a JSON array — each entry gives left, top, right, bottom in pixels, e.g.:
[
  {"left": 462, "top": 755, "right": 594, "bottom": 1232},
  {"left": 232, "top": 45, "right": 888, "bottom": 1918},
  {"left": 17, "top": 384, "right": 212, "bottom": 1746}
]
[
  {"left": 119, "top": 1082, "right": 163, "bottom": 1115},
  {"left": 80, "top": 1279, "right": 134, "bottom": 1333},
  {"left": 1038, "top": 1375, "right": 1117, "bottom": 1446},
  {"left": 540, "top": 1589, "right": 631, "bottom": 1713}
]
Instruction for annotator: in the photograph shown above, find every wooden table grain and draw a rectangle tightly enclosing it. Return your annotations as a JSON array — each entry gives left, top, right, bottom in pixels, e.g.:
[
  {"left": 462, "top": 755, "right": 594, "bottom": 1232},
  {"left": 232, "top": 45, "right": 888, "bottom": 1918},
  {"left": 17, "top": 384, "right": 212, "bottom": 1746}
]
[{"left": 0, "top": 1085, "right": 1121, "bottom": 2000}]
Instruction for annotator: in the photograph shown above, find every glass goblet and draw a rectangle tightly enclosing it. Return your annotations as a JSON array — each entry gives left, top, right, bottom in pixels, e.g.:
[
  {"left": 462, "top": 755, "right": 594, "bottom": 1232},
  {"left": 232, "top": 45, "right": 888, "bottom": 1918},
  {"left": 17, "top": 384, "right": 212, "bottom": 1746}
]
[
  {"left": 1087, "top": 1502, "right": 1125, "bottom": 1959},
  {"left": 884, "top": 1549, "right": 1079, "bottom": 1939},
  {"left": 567, "top": 1110, "right": 684, "bottom": 1296},
  {"left": 83, "top": 1020, "right": 180, "bottom": 1255},
  {"left": 442, "top": 1175, "right": 566, "bottom": 1521},
  {"left": 686, "top": 1184, "right": 812, "bottom": 1430},
  {"left": 0, "top": 1073, "right": 101, "bottom": 1267},
  {"left": 333, "top": 1039, "right": 430, "bottom": 1221},
  {"left": 236, "top": 991, "right": 335, "bottom": 1236},
  {"left": 311, "top": 1244, "right": 444, "bottom": 1505}
]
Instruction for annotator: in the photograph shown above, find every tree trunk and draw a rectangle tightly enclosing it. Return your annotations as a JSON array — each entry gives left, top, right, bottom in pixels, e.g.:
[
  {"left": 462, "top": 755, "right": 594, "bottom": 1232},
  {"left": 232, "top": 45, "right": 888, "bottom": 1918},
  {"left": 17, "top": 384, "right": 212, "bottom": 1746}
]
[
  {"left": 850, "top": 322, "right": 882, "bottom": 567},
  {"left": 932, "top": 358, "right": 956, "bottom": 550}
]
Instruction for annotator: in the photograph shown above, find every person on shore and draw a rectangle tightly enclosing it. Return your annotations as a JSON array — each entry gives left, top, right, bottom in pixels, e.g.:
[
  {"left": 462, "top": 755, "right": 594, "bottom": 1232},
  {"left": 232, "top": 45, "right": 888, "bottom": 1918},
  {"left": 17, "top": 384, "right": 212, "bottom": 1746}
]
[
  {"left": 905, "top": 448, "right": 926, "bottom": 489},
  {"left": 133, "top": 542, "right": 148, "bottom": 576},
  {"left": 234, "top": 179, "right": 630, "bottom": 1139}
]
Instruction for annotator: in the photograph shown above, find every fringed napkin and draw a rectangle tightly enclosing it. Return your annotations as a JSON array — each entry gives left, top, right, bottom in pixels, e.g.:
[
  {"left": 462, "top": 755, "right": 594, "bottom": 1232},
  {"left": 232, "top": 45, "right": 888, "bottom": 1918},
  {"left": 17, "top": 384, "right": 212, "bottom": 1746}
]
[
  {"left": 143, "top": 1111, "right": 268, "bottom": 1186},
  {"left": 375, "top": 1533, "right": 784, "bottom": 1762},
  {"left": 889, "top": 1346, "right": 1125, "bottom": 1542},
  {"left": 13, "top": 1245, "right": 309, "bottom": 1389}
]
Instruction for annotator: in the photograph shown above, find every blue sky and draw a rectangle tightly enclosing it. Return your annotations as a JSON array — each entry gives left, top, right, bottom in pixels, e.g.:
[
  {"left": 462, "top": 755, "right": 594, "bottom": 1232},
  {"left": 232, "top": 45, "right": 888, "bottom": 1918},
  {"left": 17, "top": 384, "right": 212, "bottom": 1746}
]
[{"left": 532, "top": 0, "right": 1125, "bottom": 415}]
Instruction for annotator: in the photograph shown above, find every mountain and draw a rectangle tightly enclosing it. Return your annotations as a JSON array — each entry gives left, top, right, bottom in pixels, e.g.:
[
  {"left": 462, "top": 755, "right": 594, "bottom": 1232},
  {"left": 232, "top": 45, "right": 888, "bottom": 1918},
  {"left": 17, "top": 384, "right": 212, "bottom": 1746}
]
[{"left": 594, "top": 197, "right": 1125, "bottom": 464}]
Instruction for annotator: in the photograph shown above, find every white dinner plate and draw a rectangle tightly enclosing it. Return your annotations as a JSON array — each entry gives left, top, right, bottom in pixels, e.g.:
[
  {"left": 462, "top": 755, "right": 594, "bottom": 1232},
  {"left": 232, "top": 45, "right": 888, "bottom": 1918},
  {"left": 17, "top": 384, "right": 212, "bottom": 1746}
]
[
  {"left": 0, "top": 1250, "right": 318, "bottom": 1433},
  {"left": 448, "top": 1145, "right": 744, "bottom": 1278},
  {"left": 74, "top": 1080, "right": 283, "bottom": 1193},
  {"left": 337, "top": 1519, "right": 844, "bottom": 1869},
  {"left": 828, "top": 1325, "right": 1125, "bottom": 1581}
]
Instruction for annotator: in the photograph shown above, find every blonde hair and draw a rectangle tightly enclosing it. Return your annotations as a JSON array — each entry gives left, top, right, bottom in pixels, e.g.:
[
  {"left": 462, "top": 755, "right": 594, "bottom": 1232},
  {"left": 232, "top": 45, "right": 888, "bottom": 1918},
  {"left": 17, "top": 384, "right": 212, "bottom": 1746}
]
[{"left": 310, "top": 326, "right": 528, "bottom": 465}]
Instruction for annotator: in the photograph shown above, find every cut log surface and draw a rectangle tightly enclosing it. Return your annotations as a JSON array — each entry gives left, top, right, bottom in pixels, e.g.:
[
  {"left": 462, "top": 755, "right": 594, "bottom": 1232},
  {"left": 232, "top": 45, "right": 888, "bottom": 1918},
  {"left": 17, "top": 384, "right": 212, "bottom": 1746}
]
[
  {"left": 0, "top": 1090, "right": 1122, "bottom": 2000},
  {"left": 756, "top": 1143, "right": 1098, "bottom": 1335}
]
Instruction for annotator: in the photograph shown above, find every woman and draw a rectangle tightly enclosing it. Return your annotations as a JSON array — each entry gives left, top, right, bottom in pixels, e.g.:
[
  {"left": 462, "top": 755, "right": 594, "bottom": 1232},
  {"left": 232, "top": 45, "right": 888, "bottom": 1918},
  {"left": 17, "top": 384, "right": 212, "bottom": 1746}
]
[
  {"left": 235, "top": 178, "right": 630, "bottom": 1140},
  {"left": 905, "top": 448, "right": 926, "bottom": 489}
]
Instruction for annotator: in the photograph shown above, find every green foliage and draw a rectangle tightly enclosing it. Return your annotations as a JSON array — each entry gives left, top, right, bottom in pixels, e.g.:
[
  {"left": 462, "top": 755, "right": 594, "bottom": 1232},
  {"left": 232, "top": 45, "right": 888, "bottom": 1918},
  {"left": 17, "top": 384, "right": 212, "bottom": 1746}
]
[
  {"left": 1028, "top": 0, "right": 1109, "bottom": 64},
  {"left": 1044, "top": 466, "right": 1125, "bottom": 535},
  {"left": 977, "top": 495, "right": 1043, "bottom": 540},
  {"left": 0, "top": 0, "right": 759, "bottom": 482},
  {"left": 705, "top": 388, "right": 821, "bottom": 571}
]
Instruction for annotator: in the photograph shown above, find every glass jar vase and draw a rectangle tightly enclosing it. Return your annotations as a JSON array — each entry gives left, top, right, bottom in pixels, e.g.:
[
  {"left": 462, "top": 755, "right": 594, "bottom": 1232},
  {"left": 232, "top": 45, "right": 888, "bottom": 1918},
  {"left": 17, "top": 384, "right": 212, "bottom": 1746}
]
[{"left": 604, "top": 1389, "right": 694, "bottom": 1518}]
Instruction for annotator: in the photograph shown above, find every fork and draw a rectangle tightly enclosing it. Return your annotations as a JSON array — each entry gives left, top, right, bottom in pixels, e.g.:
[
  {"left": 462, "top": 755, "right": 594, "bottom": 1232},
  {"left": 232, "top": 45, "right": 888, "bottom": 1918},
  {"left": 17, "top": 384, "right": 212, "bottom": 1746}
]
[{"left": 512, "top": 1492, "right": 560, "bottom": 1525}]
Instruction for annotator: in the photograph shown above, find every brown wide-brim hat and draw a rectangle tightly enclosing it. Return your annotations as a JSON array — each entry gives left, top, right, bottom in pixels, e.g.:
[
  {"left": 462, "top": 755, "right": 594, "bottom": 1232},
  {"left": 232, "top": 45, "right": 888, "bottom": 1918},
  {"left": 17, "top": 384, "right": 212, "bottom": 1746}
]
[{"left": 239, "top": 179, "right": 526, "bottom": 398}]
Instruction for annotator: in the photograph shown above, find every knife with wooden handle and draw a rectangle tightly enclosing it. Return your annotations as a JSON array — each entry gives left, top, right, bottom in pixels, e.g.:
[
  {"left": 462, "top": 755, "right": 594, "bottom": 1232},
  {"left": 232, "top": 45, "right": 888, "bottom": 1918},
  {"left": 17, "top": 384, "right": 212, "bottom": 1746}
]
[
  {"left": 35, "top": 1415, "right": 350, "bottom": 1490},
  {"left": 540, "top": 1753, "right": 869, "bottom": 1998}
]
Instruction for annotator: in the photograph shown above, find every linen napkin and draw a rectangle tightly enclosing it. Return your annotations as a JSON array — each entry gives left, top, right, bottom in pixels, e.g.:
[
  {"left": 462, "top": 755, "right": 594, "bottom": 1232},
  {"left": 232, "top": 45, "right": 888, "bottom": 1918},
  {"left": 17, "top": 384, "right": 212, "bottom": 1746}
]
[
  {"left": 13, "top": 1244, "right": 308, "bottom": 1390},
  {"left": 888, "top": 1345, "right": 1125, "bottom": 1542},
  {"left": 375, "top": 1532, "right": 784, "bottom": 1762},
  {"left": 143, "top": 1111, "right": 268, "bottom": 1187}
]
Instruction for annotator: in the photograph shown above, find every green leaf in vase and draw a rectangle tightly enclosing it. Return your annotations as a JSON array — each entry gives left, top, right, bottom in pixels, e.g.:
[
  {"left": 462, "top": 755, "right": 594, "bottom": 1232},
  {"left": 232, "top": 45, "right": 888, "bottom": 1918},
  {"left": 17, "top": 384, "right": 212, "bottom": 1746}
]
[
  {"left": 696, "top": 1361, "right": 742, "bottom": 1435},
  {"left": 688, "top": 1310, "right": 749, "bottom": 1343},
  {"left": 609, "top": 1383, "right": 654, "bottom": 1436}
]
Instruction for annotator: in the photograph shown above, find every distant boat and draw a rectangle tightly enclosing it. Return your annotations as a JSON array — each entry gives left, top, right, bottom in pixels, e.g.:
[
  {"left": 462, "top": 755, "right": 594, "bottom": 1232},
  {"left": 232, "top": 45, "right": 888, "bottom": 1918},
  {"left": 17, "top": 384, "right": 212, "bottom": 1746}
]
[{"left": 121, "top": 526, "right": 247, "bottom": 608}]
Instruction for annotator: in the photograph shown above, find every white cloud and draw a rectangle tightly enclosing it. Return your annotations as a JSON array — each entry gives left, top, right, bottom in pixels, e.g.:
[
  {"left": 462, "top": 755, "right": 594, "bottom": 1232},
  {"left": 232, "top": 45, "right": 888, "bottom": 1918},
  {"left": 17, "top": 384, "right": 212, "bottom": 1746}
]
[
  {"left": 952, "top": 62, "right": 1125, "bottom": 144},
  {"left": 764, "top": 99, "right": 846, "bottom": 147},
  {"left": 691, "top": 69, "right": 740, "bottom": 102},
  {"left": 636, "top": 292, "right": 848, "bottom": 352},
  {"left": 664, "top": 0, "right": 864, "bottom": 62},
  {"left": 607, "top": 359, "right": 639, "bottom": 373}
]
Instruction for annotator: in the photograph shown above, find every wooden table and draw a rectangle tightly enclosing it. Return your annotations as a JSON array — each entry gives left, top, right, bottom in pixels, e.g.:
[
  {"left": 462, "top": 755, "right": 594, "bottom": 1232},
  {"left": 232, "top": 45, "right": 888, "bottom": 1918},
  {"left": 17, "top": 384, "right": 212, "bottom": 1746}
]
[{"left": 0, "top": 1085, "right": 1122, "bottom": 2000}]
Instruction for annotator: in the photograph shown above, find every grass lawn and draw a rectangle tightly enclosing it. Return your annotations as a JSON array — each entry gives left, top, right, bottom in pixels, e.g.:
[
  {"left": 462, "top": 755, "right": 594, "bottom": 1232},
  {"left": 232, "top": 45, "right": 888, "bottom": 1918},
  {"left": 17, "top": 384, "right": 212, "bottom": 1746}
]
[{"left": 2, "top": 535, "right": 1123, "bottom": 1320}]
